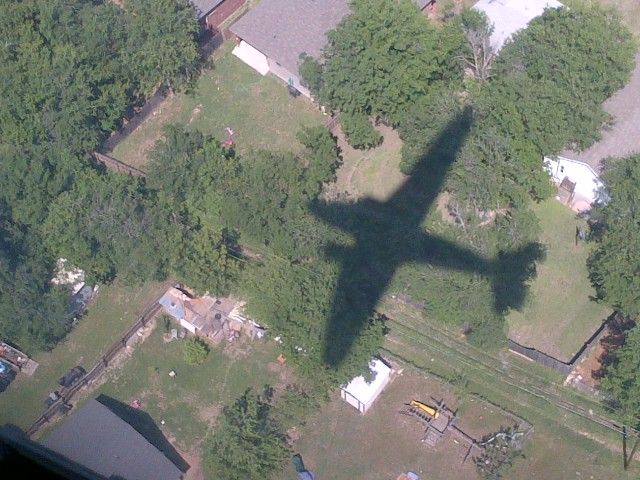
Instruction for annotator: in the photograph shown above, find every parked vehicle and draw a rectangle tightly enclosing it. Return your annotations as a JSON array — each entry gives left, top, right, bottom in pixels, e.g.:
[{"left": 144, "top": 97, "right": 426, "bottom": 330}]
[
  {"left": 58, "top": 366, "right": 86, "bottom": 388},
  {"left": 0, "top": 360, "right": 16, "bottom": 393}
]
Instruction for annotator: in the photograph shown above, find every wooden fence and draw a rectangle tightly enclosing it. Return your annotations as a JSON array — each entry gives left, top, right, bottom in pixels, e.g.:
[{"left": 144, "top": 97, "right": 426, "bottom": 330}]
[
  {"left": 91, "top": 152, "right": 146, "bottom": 177},
  {"left": 508, "top": 313, "right": 613, "bottom": 375},
  {"left": 325, "top": 113, "right": 341, "bottom": 133},
  {"left": 26, "top": 297, "right": 164, "bottom": 438}
]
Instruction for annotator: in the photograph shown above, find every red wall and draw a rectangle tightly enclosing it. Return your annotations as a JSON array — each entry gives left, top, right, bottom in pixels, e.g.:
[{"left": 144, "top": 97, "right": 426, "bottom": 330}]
[{"left": 205, "top": 0, "right": 245, "bottom": 31}]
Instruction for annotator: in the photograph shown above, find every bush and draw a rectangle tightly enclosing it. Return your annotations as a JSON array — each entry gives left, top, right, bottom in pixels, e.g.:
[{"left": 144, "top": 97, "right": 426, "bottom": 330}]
[
  {"left": 203, "top": 389, "right": 290, "bottom": 480},
  {"left": 340, "top": 111, "right": 382, "bottom": 149},
  {"left": 183, "top": 337, "right": 209, "bottom": 365},
  {"left": 298, "top": 53, "right": 323, "bottom": 95}
]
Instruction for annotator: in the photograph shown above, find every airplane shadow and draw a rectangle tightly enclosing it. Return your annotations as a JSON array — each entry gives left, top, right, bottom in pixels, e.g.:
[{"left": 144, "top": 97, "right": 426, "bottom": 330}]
[{"left": 311, "top": 108, "right": 544, "bottom": 367}]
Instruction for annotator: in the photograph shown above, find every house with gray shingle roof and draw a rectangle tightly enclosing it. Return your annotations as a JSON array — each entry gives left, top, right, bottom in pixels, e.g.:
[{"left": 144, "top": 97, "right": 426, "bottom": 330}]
[
  {"left": 229, "top": 0, "right": 440, "bottom": 97},
  {"left": 229, "top": 0, "right": 350, "bottom": 97},
  {"left": 41, "top": 397, "right": 185, "bottom": 480}
]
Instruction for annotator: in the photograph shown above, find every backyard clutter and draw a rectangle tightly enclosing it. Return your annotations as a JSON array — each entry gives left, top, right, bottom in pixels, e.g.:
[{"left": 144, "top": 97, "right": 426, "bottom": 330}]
[{"left": 158, "top": 286, "right": 265, "bottom": 345}]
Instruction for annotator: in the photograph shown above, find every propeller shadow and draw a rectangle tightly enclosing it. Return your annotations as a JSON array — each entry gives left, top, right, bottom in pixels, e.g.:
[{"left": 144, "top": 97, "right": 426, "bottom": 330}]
[{"left": 312, "top": 109, "right": 543, "bottom": 367}]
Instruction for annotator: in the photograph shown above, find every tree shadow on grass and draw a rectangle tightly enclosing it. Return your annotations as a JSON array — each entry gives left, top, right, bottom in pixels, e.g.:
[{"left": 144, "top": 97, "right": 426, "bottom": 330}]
[{"left": 311, "top": 109, "right": 544, "bottom": 367}]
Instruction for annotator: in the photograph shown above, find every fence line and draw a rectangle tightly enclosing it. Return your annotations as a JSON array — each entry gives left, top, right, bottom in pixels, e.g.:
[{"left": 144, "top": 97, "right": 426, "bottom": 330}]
[
  {"left": 26, "top": 297, "right": 164, "bottom": 437},
  {"left": 391, "top": 291, "right": 612, "bottom": 376},
  {"left": 91, "top": 152, "right": 147, "bottom": 177},
  {"left": 325, "top": 113, "right": 341, "bottom": 133},
  {"left": 100, "top": 29, "right": 227, "bottom": 156},
  {"left": 508, "top": 312, "right": 613, "bottom": 375}
]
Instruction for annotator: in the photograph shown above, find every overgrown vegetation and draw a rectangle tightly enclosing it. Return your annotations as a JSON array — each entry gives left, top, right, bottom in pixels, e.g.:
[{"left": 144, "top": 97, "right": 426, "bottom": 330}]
[
  {"left": 474, "top": 426, "right": 526, "bottom": 479},
  {"left": 589, "top": 154, "right": 640, "bottom": 427},
  {"left": 184, "top": 337, "right": 209, "bottom": 365},
  {"left": 0, "top": 0, "right": 198, "bottom": 351},
  {"left": 203, "top": 389, "right": 290, "bottom": 480}
]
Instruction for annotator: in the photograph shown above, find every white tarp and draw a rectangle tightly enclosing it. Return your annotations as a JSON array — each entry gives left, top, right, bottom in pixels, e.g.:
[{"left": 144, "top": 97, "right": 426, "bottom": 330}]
[
  {"left": 474, "top": 0, "right": 564, "bottom": 52},
  {"left": 341, "top": 358, "right": 392, "bottom": 414},
  {"left": 232, "top": 41, "right": 270, "bottom": 76}
]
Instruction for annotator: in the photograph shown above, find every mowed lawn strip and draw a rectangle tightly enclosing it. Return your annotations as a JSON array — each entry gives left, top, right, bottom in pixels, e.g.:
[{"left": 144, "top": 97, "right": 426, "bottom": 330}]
[
  {"left": 111, "top": 42, "right": 325, "bottom": 169},
  {"left": 92, "top": 327, "right": 284, "bottom": 451},
  {"left": 0, "top": 280, "right": 168, "bottom": 429},
  {"left": 507, "top": 199, "right": 610, "bottom": 361}
]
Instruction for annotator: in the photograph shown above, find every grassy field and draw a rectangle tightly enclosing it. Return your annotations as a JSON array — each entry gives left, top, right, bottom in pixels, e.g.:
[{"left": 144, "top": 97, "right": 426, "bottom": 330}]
[
  {"left": 380, "top": 323, "right": 638, "bottom": 480},
  {"left": 289, "top": 363, "right": 630, "bottom": 480},
  {"left": 111, "top": 42, "right": 324, "bottom": 169},
  {"left": 89, "top": 327, "right": 286, "bottom": 453},
  {"left": 507, "top": 200, "right": 611, "bottom": 361},
  {"left": 324, "top": 124, "right": 406, "bottom": 201},
  {"left": 0, "top": 280, "right": 168, "bottom": 429},
  {"left": 288, "top": 372, "right": 481, "bottom": 480}
]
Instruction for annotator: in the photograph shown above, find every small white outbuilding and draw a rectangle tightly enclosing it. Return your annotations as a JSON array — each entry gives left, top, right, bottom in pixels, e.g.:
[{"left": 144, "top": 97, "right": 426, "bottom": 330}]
[
  {"left": 544, "top": 156, "right": 607, "bottom": 211},
  {"left": 340, "top": 358, "right": 392, "bottom": 414}
]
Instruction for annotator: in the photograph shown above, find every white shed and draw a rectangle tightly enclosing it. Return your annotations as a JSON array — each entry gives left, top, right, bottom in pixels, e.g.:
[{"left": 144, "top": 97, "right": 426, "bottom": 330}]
[
  {"left": 340, "top": 358, "right": 392, "bottom": 414},
  {"left": 544, "top": 156, "right": 607, "bottom": 211}
]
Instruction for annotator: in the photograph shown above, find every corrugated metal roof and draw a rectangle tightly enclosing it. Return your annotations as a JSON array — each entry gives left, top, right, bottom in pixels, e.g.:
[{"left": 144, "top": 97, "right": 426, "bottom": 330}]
[{"left": 158, "top": 288, "right": 187, "bottom": 321}]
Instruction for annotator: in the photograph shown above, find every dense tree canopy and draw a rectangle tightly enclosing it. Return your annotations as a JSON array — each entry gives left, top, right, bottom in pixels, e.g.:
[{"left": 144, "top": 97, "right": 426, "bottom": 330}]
[
  {"left": 203, "top": 389, "right": 290, "bottom": 480},
  {"left": 42, "top": 171, "right": 174, "bottom": 283},
  {"left": 588, "top": 154, "right": 640, "bottom": 317},
  {"left": 0, "top": 0, "right": 199, "bottom": 351},
  {"left": 123, "top": 0, "right": 200, "bottom": 94},
  {"left": 309, "top": 0, "right": 464, "bottom": 136},
  {"left": 400, "top": 4, "right": 634, "bottom": 214},
  {"left": 601, "top": 325, "right": 640, "bottom": 429}
]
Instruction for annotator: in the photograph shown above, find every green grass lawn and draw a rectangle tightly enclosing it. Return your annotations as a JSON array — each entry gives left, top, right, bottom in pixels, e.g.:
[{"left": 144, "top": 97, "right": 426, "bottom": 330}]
[
  {"left": 112, "top": 42, "right": 325, "bottom": 169},
  {"left": 287, "top": 372, "right": 480, "bottom": 480},
  {"left": 507, "top": 200, "right": 610, "bottom": 361},
  {"left": 381, "top": 329, "right": 637, "bottom": 480},
  {"left": 289, "top": 365, "right": 629, "bottom": 480},
  {"left": 89, "top": 327, "right": 284, "bottom": 452},
  {"left": 0, "top": 280, "right": 168, "bottom": 429},
  {"left": 325, "top": 124, "right": 406, "bottom": 201}
]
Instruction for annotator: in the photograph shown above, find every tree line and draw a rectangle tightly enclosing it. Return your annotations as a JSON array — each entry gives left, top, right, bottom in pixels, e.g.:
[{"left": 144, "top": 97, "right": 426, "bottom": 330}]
[
  {"left": 0, "top": 0, "right": 199, "bottom": 352},
  {"left": 1, "top": 1, "right": 637, "bottom": 477}
]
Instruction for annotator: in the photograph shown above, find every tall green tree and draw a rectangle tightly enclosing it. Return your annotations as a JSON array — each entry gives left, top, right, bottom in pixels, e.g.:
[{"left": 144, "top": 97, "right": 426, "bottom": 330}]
[
  {"left": 42, "top": 170, "right": 173, "bottom": 283},
  {"left": 124, "top": 0, "right": 200, "bottom": 94},
  {"left": 315, "top": 0, "right": 464, "bottom": 129},
  {"left": 494, "top": 4, "right": 635, "bottom": 151},
  {"left": 588, "top": 154, "right": 640, "bottom": 317},
  {"left": 203, "top": 389, "right": 290, "bottom": 480},
  {"left": 601, "top": 325, "right": 640, "bottom": 429}
]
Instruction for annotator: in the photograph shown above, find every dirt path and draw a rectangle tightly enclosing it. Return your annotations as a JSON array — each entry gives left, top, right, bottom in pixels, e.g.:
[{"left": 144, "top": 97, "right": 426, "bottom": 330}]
[{"left": 563, "top": 54, "right": 640, "bottom": 171}]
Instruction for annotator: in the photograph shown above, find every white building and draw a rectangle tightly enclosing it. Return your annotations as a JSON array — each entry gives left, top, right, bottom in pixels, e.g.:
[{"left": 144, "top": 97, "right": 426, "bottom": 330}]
[
  {"left": 473, "top": 0, "right": 564, "bottom": 52},
  {"left": 544, "top": 156, "right": 607, "bottom": 211},
  {"left": 340, "top": 358, "right": 392, "bottom": 414}
]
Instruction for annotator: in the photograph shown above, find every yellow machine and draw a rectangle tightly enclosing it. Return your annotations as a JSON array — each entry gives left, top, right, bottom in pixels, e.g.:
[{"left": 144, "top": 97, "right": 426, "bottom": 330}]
[{"left": 409, "top": 400, "right": 439, "bottom": 419}]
